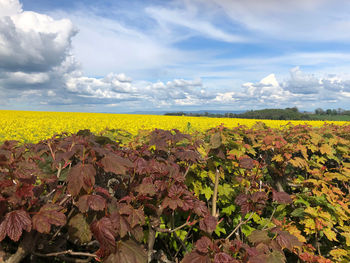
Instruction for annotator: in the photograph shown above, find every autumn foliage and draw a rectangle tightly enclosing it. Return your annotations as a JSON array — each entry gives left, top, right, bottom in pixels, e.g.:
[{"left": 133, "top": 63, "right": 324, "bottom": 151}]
[{"left": 0, "top": 123, "right": 349, "bottom": 263}]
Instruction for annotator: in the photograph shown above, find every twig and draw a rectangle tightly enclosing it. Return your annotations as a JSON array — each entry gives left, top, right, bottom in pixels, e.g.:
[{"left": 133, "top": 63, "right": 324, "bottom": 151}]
[
  {"left": 211, "top": 168, "right": 220, "bottom": 217},
  {"left": 262, "top": 206, "right": 277, "bottom": 230},
  {"left": 56, "top": 163, "right": 62, "bottom": 178},
  {"left": 155, "top": 220, "right": 198, "bottom": 233},
  {"left": 33, "top": 250, "right": 97, "bottom": 258},
  {"left": 225, "top": 212, "right": 254, "bottom": 240}
]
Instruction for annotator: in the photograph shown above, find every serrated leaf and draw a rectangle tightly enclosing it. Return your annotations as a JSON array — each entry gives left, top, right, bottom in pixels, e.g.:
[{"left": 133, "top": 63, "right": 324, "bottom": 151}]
[
  {"left": 91, "top": 217, "right": 116, "bottom": 252},
  {"left": 272, "top": 191, "right": 293, "bottom": 204},
  {"left": 266, "top": 251, "right": 286, "bottom": 263},
  {"left": 291, "top": 208, "right": 305, "bottom": 218},
  {"left": 199, "top": 215, "right": 217, "bottom": 234},
  {"left": 329, "top": 249, "right": 348, "bottom": 259},
  {"left": 77, "top": 194, "right": 106, "bottom": 213},
  {"left": 105, "top": 239, "right": 147, "bottom": 263},
  {"left": 323, "top": 228, "right": 338, "bottom": 241},
  {"left": 201, "top": 186, "right": 213, "bottom": 201},
  {"left": 248, "top": 230, "right": 270, "bottom": 244},
  {"left": 272, "top": 154, "right": 284, "bottom": 162},
  {"left": 0, "top": 210, "right": 32, "bottom": 242},
  {"left": 340, "top": 232, "right": 350, "bottom": 246},
  {"left": 33, "top": 204, "right": 66, "bottom": 234},
  {"left": 68, "top": 213, "right": 92, "bottom": 244},
  {"left": 110, "top": 211, "right": 132, "bottom": 238},
  {"left": 182, "top": 251, "right": 211, "bottom": 263},
  {"left": 101, "top": 154, "right": 133, "bottom": 175},
  {"left": 67, "top": 163, "right": 96, "bottom": 196}
]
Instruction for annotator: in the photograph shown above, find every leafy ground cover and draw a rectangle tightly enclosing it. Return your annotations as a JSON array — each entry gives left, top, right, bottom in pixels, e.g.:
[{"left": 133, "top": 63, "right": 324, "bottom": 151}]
[{"left": 0, "top": 123, "right": 349, "bottom": 263}]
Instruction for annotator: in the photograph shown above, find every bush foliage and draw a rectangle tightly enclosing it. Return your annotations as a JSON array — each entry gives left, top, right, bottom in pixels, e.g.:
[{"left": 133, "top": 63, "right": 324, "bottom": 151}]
[{"left": 0, "top": 123, "right": 349, "bottom": 263}]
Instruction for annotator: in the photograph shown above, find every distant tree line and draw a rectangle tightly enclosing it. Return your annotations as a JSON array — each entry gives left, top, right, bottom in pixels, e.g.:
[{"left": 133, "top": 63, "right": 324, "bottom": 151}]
[{"left": 164, "top": 107, "right": 350, "bottom": 120}]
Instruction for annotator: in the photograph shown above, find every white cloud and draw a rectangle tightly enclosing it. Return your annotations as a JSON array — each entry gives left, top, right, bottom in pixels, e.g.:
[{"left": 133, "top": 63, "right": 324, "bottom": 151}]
[{"left": 145, "top": 5, "right": 246, "bottom": 43}]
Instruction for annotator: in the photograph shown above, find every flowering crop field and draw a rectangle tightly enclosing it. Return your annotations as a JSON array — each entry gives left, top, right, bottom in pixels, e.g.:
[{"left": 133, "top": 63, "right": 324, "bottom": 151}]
[{"left": 1, "top": 110, "right": 349, "bottom": 143}]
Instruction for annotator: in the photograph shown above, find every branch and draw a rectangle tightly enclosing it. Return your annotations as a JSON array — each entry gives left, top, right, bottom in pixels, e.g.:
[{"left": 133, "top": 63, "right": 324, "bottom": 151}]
[
  {"left": 225, "top": 212, "right": 254, "bottom": 240},
  {"left": 155, "top": 219, "right": 198, "bottom": 233},
  {"left": 211, "top": 168, "right": 220, "bottom": 217},
  {"left": 33, "top": 250, "right": 97, "bottom": 258}
]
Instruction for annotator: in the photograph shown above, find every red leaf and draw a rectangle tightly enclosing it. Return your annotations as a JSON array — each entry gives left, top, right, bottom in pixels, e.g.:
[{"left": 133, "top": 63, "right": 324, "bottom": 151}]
[
  {"left": 213, "top": 252, "right": 235, "bottom": 263},
  {"left": 239, "top": 156, "right": 255, "bottom": 169},
  {"left": 181, "top": 251, "right": 211, "bottom": 263},
  {"left": 101, "top": 154, "right": 133, "bottom": 175},
  {"left": 67, "top": 163, "right": 96, "bottom": 196},
  {"left": 110, "top": 211, "right": 132, "bottom": 238},
  {"left": 0, "top": 210, "right": 32, "bottom": 242},
  {"left": 272, "top": 191, "right": 293, "bottom": 205},
  {"left": 32, "top": 204, "right": 66, "bottom": 234},
  {"left": 91, "top": 217, "right": 116, "bottom": 252},
  {"left": 162, "top": 196, "right": 183, "bottom": 210},
  {"left": 77, "top": 194, "right": 106, "bottom": 213},
  {"left": 199, "top": 215, "right": 217, "bottom": 234},
  {"left": 195, "top": 236, "right": 213, "bottom": 253},
  {"left": 275, "top": 231, "right": 302, "bottom": 251},
  {"left": 105, "top": 239, "right": 147, "bottom": 263}
]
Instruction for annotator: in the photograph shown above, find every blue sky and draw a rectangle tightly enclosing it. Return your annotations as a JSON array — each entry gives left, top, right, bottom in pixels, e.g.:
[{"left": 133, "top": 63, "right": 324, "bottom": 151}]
[{"left": 1, "top": 0, "right": 350, "bottom": 112}]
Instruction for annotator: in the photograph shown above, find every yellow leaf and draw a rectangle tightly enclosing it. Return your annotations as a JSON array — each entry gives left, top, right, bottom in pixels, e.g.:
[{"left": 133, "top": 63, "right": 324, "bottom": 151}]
[
  {"left": 340, "top": 232, "right": 350, "bottom": 246},
  {"left": 320, "top": 144, "right": 333, "bottom": 155},
  {"left": 329, "top": 249, "right": 348, "bottom": 259},
  {"left": 289, "top": 157, "right": 308, "bottom": 168},
  {"left": 272, "top": 154, "right": 284, "bottom": 162},
  {"left": 323, "top": 228, "right": 338, "bottom": 241}
]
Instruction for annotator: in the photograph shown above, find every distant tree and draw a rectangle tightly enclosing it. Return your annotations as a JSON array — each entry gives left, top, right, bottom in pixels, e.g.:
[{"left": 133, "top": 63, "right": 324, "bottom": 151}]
[
  {"left": 326, "top": 109, "right": 332, "bottom": 115},
  {"left": 315, "top": 108, "right": 324, "bottom": 115}
]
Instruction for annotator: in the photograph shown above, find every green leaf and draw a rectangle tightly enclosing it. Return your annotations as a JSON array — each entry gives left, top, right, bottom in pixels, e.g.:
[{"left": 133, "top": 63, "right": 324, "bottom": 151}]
[
  {"left": 241, "top": 224, "right": 255, "bottom": 237},
  {"left": 201, "top": 186, "right": 213, "bottom": 201},
  {"left": 291, "top": 208, "right": 305, "bottom": 218},
  {"left": 221, "top": 205, "right": 236, "bottom": 216}
]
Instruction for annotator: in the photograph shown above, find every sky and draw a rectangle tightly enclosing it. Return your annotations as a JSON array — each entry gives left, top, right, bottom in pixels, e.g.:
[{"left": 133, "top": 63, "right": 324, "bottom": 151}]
[{"left": 1, "top": 0, "right": 350, "bottom": 113}]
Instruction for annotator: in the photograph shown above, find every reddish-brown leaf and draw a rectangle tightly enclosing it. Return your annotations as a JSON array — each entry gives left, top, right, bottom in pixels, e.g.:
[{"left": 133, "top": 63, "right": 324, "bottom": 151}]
[
  {"left": 272, "top": 191, "right": 293, "bottom": 205},
  {"left": 248, "top": 230, "right": 270, "bottom": 245},
  {"left": 32, "top": 204, "right": 66, "bottom": 234},
  {"left": 213, "top": 252, "right": 236, "bottom": 263},
  {"left": 110, "top": 211, "right": 132, "bottom": 238},
  {"left": 101, "top": 154, "right": 133, "bottom": 175},
  {"left": 67, "top": 163, "right": 96, "bottom": 196},
  {"left": 239, "top": 156, "right": 255, "bottom": 169},
  {"left": 162, "top": 196, "right": 183, "bottom": 210},
  {"left": 0, "top": 210, "right": 31, "bottom": 242},
  {"left": 105, "top": 239, "right": 147, "bottom": 263},
  {"left": 91, "top": 217, "right": 116, "bottom": 252},
  {"left": 181, "top": 251, "right": 211, "bottom": 263},
  {"left": 275, "top": 231, "right": 303, "bottom": 251},
  {"left": 195, "top": 236, "right": 213, "bottom": 253},
  {"left": 77, "top": 194, "right": 106, "bottom": 213},
  {"left": 199, "top": 215, "right": 217, "bottom": 234}
]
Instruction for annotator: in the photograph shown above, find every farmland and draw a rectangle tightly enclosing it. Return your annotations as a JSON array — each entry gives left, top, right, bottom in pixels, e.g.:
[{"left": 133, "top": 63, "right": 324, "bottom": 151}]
[{"left": 1, "top": 110, "right": 349, "bottom": 143}]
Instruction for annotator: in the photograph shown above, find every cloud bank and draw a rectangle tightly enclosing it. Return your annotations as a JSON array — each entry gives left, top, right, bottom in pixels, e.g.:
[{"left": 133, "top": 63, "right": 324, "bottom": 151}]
[{"left": 0, "top": 0, "right": 350, "bottom": 111}]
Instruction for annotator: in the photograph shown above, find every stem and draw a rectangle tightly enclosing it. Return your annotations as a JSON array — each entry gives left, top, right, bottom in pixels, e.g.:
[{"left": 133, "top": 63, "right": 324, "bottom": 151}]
[
  {"left": 33, "top": 250, "right": 96, "bottom": 258},
  {"left": 315, "top": 231, "right": 321, "bottom": 256},
  {"left": 211, "top": 168, "right": 220, "bottom": 217},
  {"left": 262, "top": 206, "right": 277, "bottom": 230},
  {"left": 225, "top": 212, "right": 254, "bottom": 240}
]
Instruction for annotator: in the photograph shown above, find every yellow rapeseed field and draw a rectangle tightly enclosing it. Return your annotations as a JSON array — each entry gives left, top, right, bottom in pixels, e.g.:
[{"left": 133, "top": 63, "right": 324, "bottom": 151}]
[{"left": 0, "top": 110, "right": 349, "bottom": 143}]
